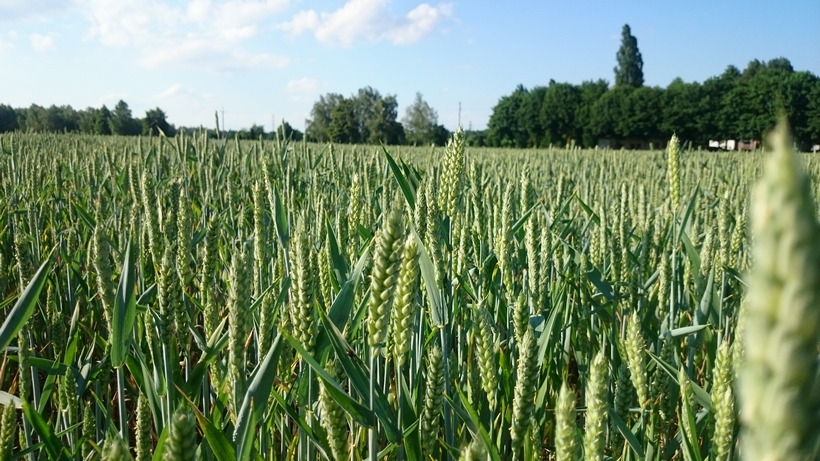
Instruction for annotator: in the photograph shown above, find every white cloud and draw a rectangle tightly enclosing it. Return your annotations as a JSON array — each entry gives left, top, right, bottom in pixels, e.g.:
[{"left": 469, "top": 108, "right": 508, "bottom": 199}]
[
  {"left": 278, "top": 10, "right": 319, "bottom": 36},
  {"left": 286, "top": 77, "right": 318, "bottom": 100},
  {"left": 78, "top": 0, "right": 291, "bottom": 71},
  {"left": 386, "top": 3, "right": 452, "bottom": 45},
  {"left": 277, "top": 0, "right": 453, "bottom": 46},
  {"left": 30, "top": 33, "right": 54, "bottom": 51}
]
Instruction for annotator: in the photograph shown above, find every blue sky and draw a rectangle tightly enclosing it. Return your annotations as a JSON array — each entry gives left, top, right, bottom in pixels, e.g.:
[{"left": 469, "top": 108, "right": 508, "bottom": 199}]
[{"left": 1, "top": 0, "right": 818, "bottom": 131}]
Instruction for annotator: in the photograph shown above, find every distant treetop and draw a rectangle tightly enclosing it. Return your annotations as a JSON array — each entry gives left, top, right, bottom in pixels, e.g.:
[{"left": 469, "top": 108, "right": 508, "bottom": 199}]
[{"left": 614, "top": 24, "right": 644, "bottom": 88}]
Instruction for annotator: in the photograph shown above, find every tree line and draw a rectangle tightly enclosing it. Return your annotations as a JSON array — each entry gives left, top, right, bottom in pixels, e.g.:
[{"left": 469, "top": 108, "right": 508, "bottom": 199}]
[
  {"left": 0, "top": 89, "right": 452, "bottom": 145},
  {"left": 3, "top": 23, "right": 818, "bottom": 149},
  {"left": 0, "top": 100, "right": 178, "bottom": 138},
  {"left": 483, "top": 25, "right": 820, "bottom": 149}
]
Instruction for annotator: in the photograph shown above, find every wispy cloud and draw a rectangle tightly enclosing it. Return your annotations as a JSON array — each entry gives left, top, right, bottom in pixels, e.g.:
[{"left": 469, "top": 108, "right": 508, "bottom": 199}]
[
  {"left": 158, "top": 83, "right": 183, "bottom": 99},
  {"left": 0, "top": 0, "right": 69, "bottom": 23},
  {"left": 0, "top": 35, "right": 13, "bottom": 54},
  {"left": 286, "top": 77, "right": 318, "bottom": 100},
  {"left": 277, "top": 0, "right": 453, "bottom": 46},
  {"left": 30, "top": 33, "right": 54, "bottom": 51},
  {"left": 78, "top": 0, "right": 291, "bottom": 71}
]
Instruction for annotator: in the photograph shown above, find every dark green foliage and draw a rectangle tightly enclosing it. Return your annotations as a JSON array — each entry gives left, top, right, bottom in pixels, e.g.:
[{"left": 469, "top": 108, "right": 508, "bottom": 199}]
[
  {"left": 329, "top": 98, "right": 357, "bottom": 144},
  {"left": 142, "top": 107, "right": 176, "bottom": 137},
  {"left": 614, "top": 24, "right": 644, "bottom": 88},
  {"left": 486, "top": 84, "right": 530, "bottom": 148},
  {"left": 486, "top": 57, "right": 820, "bottom": 149},
  {"left": 110, "top": 100, "right": 142, "bottom": 136},
  {"left": 307, "top": 87, "right": 406, "bottom": 144},
  {"left": 0, "top": 104, "right": 17, "bottom": 133}
]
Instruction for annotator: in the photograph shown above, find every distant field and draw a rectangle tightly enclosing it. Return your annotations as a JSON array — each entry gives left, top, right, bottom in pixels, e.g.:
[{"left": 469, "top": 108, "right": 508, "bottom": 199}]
[{"left": 0, "top": 131, "right": 815, "bottom": 459}]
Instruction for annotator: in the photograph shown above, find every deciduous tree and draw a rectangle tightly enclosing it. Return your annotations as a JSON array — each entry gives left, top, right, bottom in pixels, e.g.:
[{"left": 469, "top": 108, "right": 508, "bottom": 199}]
[{"left": 403, "top": 92, "right": 440, "bottom": 146}]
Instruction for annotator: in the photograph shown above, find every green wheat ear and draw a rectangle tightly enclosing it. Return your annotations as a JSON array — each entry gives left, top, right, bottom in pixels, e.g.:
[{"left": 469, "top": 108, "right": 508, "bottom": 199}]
[
  {"left": 741, "top": 119, "right": 820, "bottom": 461},
  {"left": 101, "top": 431, "right": 134, "bottom": 461},
  {"left": 164, "top": 407, "right": 197, "bottom": 461}
]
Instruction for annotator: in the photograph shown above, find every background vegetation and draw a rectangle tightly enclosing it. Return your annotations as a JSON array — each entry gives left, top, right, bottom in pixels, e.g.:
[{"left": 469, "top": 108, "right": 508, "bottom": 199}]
[{"left": 2, "top": 24, "right": 818, "bottom": 150}]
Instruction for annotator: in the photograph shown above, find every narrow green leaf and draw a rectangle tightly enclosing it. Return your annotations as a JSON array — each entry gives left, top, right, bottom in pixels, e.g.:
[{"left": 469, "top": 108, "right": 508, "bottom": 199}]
[
  {"left": 234, "top": 333, "right": 282, "bottom": 444},
  {"left": 676, "top": 183, "right": 700, "bottom": 242},
  {"left": 137, "top": 283, "right": 157, "bottom": 306},
  {"left": 511, "top": 202, "right": 536, "bottom": 235},
  {"left": 665, "top": 325, "right": 709, "bottom": 338},
  {"left": 70, "top": 200, "right": 96, "bottom": 229},
  {"left": 237, "top": 399, "right": 257, "bottom": 461},
  {"left": 17, "top": 357, "right": 67, "bottom": 375},
  {"left": 152, "top": 421, "right": 170, "bottom": 461},
  {"left": 283, "top": 331, "right": 376, "bottom": 427},
  {"left": 111, "top": 238, "right": 137, "bottom": 368},
  {"left": 272, "top": 181, "right": 289, "bottom": 249},
  {"left": 586, "top": 265, "right": 615, "bottom": 302},
  {"left": 609, "top": 407, "right": 644, "bottom": 456},
  {"left": 449, "top": 388, "right": 502, "bottom": 461},
  {"left": 648, "top": 350, "right": 712, "bottom": 411},
  {"left": 414, "top": 231, "right": 445, "bottom": 327},
  {"left": 325, "top": 218, "right": 350, "bottom": 286},
  {"left": 316, "top": 307, "right": 402, "bottom": 442},
  {"left": 22, "top": 400, "right": 71, "bottom": 461},
  {"left": 383, "top": 146, "right": 415, "bottom": 210},
  {"left": 0, "top": 250, "right": 52, "bottom": 353},
  {"left": 190, "top": 403, "right": 237, "bottom": 461},
  {"left": 269, "top": 390, "right": 330, "bottom": 458}
]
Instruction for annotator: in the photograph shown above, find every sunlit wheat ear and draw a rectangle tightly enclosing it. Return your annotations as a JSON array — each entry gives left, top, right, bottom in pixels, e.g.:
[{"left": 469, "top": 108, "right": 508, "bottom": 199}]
[
  {"left": 625, "top": 315, "right": 649, "bottom": 410},
  {"left": 392, "top": 235, "right": 419, "bottom": 365},
  {"left": 497, "top": 183, "right": 515, "bottom": 290},
  {"left": 583, "top": 349, "right": 608, "bottom": 461},
  {"left": 512, "top": 291, "right": 529, "bottom": 345},
  {"left": 0, "top": 404, "right": 16, "bottom": 459},
  {"left": 656, "top": 339, "right": 678, "bottom": 424},
  {"left": 200, "top": 216, "right": 219, "bottom": 341},
  {"left": 741, "top": 120, "right": 820, "bottom": 461},
  {"left": 474, "top": 306, "right": 499, "bottom": 410},
  {"left": 367, "top": 209, "right": 403, "bottom": 349},
  {"left": 135, "top": 394, "right": 152, "bottom": 461},
  {"left": 458, "top": 437, "right": 487, "bottom": 461},
  {"left": 610, "top": 362, "right": 632, "bottom": 449},
  {"left": 228, "top": 243, "right": 251, "bottom": 400},
  {"left": 555, "top": 381, "right": 579, "bottom": 461},
  {"left": 421, "top": 345, "right": 444, "bottom": 458},
  {"left": 291, "top": 224, "right": 316, "bottom": 354},
  {"left": 711, "top": 341, "right": 735, "bottom": 461},
  {"left": 510, "top": 327, "right": 538, "bottom": 454},
  {"left": 666, "top": 133, "right": 681, "bottom": 212},
  {"left": 82, "top": 403, "right": 95, "bottom": 459},
  {"left": 319, "top": 360, "right": 349, "bottom": 460}
]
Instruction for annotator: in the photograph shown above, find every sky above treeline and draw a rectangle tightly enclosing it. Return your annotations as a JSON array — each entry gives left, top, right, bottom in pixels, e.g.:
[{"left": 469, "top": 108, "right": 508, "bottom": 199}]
[{"left": 2, "top": 0, "right": 818, "bottom": 132}]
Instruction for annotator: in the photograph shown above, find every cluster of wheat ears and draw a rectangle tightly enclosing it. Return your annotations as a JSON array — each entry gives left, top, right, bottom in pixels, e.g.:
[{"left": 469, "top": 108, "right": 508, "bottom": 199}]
[{"left": 0, "top": 119, "right": 817, "bottom": 460}]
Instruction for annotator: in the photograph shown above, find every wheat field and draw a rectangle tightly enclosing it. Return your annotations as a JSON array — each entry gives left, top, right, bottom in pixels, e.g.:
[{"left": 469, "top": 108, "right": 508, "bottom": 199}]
[{"left": 0, "top": 123, "right": 817, "bottom": 460}]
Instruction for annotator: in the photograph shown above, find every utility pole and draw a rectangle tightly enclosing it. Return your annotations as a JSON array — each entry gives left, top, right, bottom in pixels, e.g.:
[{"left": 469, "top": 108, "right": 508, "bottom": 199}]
[{"left": 458, "top": 101, "right": 461, "bottom": 128}]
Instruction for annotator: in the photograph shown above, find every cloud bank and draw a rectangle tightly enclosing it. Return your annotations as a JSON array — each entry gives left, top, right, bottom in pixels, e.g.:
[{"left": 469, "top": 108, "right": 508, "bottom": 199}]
[
  {"left": 78, "top": 0, "right": 291, "bottom": 71},
  {"left": 278, "top": 0, "right": 453, "bottom": 46}
]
